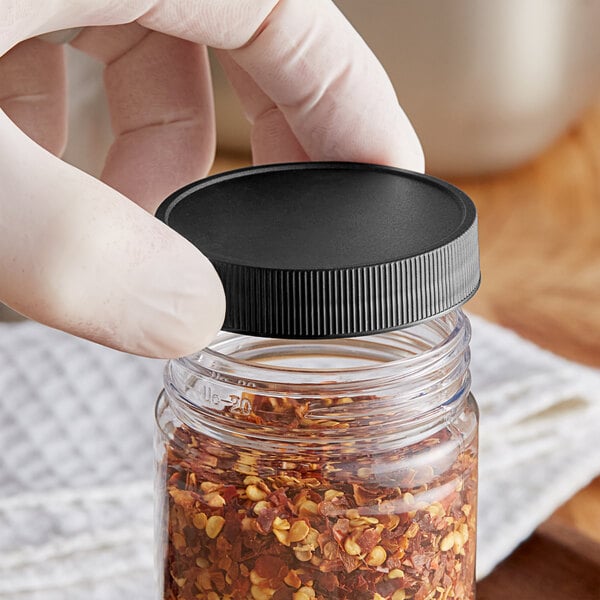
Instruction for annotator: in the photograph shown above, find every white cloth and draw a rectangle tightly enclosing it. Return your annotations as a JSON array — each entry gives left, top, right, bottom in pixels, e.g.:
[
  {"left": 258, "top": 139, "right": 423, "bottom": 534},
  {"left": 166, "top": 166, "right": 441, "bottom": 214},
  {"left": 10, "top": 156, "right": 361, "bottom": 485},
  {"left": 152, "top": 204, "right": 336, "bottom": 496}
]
[{"left": 0, "top": 315, "right": 599, "bottom": 599}]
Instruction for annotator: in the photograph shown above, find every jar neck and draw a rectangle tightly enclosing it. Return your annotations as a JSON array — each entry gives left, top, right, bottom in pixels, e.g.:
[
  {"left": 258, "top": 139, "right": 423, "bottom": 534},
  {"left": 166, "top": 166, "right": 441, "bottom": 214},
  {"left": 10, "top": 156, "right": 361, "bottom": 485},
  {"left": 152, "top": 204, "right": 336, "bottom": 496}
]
[{"left": 162, "top": 309, "right": 471, "bottom": 451}]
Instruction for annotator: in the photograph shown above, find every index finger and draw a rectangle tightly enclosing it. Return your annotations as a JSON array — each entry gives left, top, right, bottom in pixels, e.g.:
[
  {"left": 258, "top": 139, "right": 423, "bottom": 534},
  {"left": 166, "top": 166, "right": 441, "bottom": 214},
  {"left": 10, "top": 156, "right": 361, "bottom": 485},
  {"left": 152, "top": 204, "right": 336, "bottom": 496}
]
[{"left": 142, "top": 0, "right": 425, "bottom": 170}]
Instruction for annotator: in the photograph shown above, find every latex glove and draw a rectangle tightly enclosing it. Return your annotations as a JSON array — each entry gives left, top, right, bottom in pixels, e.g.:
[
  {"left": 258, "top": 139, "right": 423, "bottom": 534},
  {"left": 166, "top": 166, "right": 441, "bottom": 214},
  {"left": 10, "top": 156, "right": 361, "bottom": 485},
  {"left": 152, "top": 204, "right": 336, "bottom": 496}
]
[{"left": 0, "top": 0, "right": 424, "bottom": 358}]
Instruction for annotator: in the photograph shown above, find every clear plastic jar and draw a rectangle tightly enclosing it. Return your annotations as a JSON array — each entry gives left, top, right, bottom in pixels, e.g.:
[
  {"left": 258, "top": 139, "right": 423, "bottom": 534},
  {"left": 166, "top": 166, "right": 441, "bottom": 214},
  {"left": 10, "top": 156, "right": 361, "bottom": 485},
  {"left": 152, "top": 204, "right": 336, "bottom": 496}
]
[{"left": 155, "top": 309, "right": 478, "bottom": 600}]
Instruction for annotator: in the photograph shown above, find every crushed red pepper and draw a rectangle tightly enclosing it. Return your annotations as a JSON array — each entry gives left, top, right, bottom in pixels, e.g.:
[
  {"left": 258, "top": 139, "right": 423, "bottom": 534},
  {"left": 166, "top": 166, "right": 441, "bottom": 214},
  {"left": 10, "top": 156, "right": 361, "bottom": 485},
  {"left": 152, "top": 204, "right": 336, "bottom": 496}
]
[{"left": 159, "top": 393, "right": 477, "bottom": 600}]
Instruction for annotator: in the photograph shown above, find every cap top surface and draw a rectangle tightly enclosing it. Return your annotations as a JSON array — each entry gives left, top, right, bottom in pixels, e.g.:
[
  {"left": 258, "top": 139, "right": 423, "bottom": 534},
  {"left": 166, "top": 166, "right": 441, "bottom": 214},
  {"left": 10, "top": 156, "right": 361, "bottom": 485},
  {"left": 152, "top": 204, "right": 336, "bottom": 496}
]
[{"left": 156, "top": 162, "right": 480, "bottom": 338}]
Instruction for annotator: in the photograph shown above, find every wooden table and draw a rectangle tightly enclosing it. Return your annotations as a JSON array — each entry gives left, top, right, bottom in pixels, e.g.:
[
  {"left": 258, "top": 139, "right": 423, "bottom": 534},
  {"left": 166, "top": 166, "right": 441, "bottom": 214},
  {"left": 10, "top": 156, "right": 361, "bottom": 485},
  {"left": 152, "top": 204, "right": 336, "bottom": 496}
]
[
  {"left": 213, "top": 100, "right": 600, "bottom": 599},
  {"left": 454, "top": 102, "right": 600, "bottom": 600}
]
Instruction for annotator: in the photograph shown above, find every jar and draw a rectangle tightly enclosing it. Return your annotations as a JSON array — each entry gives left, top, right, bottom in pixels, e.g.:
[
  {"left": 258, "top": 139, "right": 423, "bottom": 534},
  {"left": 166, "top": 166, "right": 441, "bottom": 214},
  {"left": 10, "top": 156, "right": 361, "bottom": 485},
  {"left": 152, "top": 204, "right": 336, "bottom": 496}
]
[
  {"left": 153, "top": 163, "right": 480, "bottom": 600},
  {"left": 156, "top": 308, "right": 477, "bottom": 600}
]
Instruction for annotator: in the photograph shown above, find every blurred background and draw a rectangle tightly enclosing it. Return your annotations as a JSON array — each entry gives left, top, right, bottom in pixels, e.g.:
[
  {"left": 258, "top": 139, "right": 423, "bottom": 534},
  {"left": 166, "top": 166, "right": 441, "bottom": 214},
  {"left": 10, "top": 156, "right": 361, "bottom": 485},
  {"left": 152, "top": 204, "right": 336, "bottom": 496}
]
[
  {"left": 53, "top": 0, "right": 600, "bottom": 179},
  {"left": 212, "top": 0, "right": 600, "bottom": 176}
]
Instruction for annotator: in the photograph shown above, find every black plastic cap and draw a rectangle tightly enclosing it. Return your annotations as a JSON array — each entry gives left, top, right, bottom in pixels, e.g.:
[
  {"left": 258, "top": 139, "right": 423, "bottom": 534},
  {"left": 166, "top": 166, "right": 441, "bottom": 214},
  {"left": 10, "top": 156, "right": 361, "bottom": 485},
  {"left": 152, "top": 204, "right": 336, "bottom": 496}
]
[{"left": 156, "top": 162, "right": 480, "bottom": 339}]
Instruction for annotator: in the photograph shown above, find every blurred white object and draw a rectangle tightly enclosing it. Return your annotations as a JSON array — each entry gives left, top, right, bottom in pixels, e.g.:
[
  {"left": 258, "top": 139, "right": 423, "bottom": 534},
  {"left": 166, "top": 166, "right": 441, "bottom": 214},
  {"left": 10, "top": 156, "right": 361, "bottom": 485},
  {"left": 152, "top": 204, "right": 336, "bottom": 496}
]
[
  {"left": 213, "top": 0, "right": 600, "bottom": 175},
  {"left": 1, "top": 315, "right": 600, "bottom": 598}
]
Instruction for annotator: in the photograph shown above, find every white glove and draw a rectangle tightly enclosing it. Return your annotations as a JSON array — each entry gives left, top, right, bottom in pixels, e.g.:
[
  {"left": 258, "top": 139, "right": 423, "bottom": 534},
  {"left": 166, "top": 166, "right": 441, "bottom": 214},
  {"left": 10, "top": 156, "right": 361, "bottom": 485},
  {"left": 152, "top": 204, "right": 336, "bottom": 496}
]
[{"left": 0, "top": 0, "right": 423, "bottom": 357}]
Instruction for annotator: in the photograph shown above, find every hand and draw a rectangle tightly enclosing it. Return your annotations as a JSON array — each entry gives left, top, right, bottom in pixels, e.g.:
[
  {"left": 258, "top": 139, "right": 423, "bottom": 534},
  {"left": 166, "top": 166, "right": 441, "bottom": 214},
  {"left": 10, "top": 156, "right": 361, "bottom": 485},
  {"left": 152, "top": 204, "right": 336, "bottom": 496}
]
[{"left": 0, "top": 0, "right": 424, "bottom": 358}]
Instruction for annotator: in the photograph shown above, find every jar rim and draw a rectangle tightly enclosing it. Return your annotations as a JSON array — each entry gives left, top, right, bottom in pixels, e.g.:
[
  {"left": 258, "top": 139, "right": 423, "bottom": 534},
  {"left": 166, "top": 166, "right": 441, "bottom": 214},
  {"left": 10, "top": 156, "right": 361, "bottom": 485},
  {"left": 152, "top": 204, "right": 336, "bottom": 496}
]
[
  {"left": 174, "top": 309, "right": 469, "bottom": 389},
  {"left": 161, "top": 309, "right": 472, "bottom": 448}
]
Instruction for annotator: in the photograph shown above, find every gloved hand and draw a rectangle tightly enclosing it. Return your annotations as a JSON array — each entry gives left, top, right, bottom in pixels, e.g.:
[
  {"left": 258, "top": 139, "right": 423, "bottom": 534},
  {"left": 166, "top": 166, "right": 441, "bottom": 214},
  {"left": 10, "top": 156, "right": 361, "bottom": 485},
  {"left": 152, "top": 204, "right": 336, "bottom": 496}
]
[{"left": 0, "top": 0, "right": 423, "bottom": 358}]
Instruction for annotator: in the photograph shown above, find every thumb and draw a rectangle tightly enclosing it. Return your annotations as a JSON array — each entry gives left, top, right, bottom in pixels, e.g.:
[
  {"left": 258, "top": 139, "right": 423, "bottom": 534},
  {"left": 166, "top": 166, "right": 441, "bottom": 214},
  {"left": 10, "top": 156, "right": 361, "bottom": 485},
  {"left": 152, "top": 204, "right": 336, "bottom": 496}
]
[{"left": 0, "top": 111, "right": 225, "bottom": 357}]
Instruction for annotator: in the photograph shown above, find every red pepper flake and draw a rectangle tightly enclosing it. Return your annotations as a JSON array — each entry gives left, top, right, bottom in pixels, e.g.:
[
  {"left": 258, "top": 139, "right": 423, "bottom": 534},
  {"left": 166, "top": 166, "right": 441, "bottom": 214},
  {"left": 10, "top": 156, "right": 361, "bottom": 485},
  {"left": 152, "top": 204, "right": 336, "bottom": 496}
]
[{"left": 160, "top": 393, "right": 477, "bottom": 600}]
